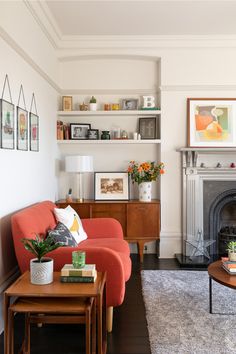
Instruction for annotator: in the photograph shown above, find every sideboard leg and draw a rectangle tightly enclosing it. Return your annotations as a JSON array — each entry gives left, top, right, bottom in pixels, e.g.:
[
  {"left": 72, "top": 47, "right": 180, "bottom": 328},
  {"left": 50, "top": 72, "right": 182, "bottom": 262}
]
[{"left": 137, "top": 240, "right": 145, "bottom": 263}]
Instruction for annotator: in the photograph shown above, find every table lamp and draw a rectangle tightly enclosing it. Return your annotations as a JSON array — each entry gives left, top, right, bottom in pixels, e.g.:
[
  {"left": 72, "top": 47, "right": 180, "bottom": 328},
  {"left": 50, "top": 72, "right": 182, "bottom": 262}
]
[{"left": 65, "top": 155, "right": 93, "bottom": 202}]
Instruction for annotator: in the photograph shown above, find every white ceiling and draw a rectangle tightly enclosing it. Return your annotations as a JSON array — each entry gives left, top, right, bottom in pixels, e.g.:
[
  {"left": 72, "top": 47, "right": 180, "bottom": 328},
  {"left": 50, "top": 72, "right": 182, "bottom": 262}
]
[{"left": 44, "top": 0, "right": 236, "bottom": 36}]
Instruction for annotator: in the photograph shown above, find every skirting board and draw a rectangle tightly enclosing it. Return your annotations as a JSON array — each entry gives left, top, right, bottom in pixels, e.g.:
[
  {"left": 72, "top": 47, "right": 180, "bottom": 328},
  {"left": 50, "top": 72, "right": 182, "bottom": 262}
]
[{"left": 129, "top": 232, "right": 182, "bottom": 258}]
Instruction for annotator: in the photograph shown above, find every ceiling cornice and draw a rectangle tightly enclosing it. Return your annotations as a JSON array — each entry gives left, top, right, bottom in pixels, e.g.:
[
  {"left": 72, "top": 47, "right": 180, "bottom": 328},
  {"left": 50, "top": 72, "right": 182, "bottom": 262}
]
[
  {"left": 24, "top": 1, "right": 236, "bottom": 58},
  {"left": 23, "top": 0, "right": 61, "bottom": 49}
]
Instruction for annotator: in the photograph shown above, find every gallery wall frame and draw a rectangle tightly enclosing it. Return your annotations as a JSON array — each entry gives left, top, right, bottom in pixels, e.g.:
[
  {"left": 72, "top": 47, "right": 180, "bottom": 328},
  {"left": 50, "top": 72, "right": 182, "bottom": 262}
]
[
  {"left": 30, "top": 112, "right": 39, "bottom": 151},
  {"left": 17, "top": 107, "right": 28, "bottom": 151},
  {"left": 0, "top": 99, "right": 14, "bottom": 149},
  {"left": 17, "top": 84, "right": 28, "bottom": 151}
]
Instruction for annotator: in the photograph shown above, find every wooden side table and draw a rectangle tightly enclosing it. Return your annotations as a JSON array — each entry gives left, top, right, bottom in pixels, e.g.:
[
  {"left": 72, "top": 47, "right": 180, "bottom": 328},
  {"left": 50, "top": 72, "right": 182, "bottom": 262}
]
[
  {"left": 8, "top": 297, "right": 96, "bottom": 354},
  {"left": 4, "top": 271, "right": 107, "bottom": 354},
  {"left": 56, "top": 199, "right": 160, "bottom": 262}
]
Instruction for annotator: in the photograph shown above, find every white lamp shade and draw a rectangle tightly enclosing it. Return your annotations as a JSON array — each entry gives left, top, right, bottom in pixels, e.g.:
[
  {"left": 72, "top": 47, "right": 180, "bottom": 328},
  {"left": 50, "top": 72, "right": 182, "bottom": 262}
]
[{"left": 65, "top": 155, "right": 93, "bottom": 173}]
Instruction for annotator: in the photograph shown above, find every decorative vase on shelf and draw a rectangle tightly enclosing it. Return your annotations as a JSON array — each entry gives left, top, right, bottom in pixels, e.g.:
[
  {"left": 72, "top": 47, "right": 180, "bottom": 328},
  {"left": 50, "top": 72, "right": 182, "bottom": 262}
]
[
  {"left": 89, "top": 96, "right": 97, "bottom": 111},
  {"left": 139, "top": 182, "right": 152, "bottom": 202}
]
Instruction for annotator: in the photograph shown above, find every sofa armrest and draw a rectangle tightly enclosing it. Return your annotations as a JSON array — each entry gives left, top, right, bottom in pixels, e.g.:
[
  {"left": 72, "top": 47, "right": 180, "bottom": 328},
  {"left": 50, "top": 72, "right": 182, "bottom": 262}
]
[
  {"left": 82, "top": 218, "right": 123, "bottom": 240},
  {"left": 48, "top": 246, "right": 126, "bottom": 307}
]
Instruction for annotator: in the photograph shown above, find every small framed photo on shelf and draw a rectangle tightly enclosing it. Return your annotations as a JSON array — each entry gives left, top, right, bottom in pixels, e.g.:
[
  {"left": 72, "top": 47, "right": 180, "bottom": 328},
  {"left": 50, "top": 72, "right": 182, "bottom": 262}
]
[
  {"left": 94, "top": 172, "right": 129, "bottom": 201},
  {"left": 139, "top": 117, "right": 156, "bottom": 139},
  {"left": 62, "top": 96, "right": 72, "bottom": 111},
  {"left": 121, "top": 98, "right": 138, "bottom": 110},
  {"left": 30, "top": 112, "right": 39, "bottom": 151},
  {"left": 187, "top": 98, "right": 236, "bottom": 147},
  {"left": 88, "top": 129, "right": 99, "bottom": 140},
  {"left": 0, "top": 99, "right": 15, "bottom": 149},
  {"left": 70, "top": 123, "right": 91, "bottom": 140},
  {"left": 17, "top": 107, "right": 28, "bottom": 151}
]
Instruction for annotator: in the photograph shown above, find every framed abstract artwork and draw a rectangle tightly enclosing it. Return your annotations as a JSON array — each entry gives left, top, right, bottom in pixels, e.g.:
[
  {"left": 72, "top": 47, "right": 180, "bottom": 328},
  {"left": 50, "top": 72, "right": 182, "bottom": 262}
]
[
  {"left": 187, "top": 98, "right": 236, "bottom": 147},
  {"left": 94, "top": 172, "right": 129, "bottom": 201}
]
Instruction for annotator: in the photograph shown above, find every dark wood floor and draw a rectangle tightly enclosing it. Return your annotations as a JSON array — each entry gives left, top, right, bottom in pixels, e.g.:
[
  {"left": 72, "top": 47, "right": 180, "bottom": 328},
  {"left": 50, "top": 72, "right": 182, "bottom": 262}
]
[{"left": 0, "top": 255, "right": 181, "bottom": 354}]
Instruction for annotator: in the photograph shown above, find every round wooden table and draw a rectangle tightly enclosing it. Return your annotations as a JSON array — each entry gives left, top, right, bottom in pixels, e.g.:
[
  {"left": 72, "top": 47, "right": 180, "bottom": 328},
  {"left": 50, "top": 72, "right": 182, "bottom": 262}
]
[{"left": 208, "top": 260, "right": 236, "bottom": 313}]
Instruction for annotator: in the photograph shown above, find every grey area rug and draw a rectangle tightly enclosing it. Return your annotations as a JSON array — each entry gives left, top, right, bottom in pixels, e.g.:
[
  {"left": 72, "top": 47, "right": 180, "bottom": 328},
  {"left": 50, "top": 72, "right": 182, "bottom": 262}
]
[{"left": 141, "top": 270, "right": 236, "bottom": 354}]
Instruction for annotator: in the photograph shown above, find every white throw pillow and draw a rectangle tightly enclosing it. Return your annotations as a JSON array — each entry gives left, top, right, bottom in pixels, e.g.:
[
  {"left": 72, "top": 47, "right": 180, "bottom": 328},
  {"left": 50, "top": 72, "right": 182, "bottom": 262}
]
[{"left": 54, "top": 206, "right": 87, "bottom": 244}]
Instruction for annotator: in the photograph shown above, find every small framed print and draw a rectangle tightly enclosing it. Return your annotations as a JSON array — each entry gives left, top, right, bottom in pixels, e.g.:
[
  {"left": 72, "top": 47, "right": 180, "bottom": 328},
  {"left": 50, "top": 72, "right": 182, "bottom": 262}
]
[
  {"left": 62, "top": 96, "right": 72, "bottom": 111},
  {"left": 70, "top": 123, "right": 91, "bottom": 140},
  {"left": 0, "top": 99, "right": 14, "bottom": 149},
  {"left": 17, "top": 107, "right": 28, "bottom": 151},
  {"left": 30, "top": 112, "right": 39, "bottom": 151},
  {"left": 88, "top": 129, "right": 99, "bottom": 140},
  {"left": 121, "top": 98, "right": 138, "bottom": 110},
  {"left": 94, "top": 172, "right": 129, "bottom": 201},
  {"left": 139, "top": 117, "right": 156, "bottom": 139}
]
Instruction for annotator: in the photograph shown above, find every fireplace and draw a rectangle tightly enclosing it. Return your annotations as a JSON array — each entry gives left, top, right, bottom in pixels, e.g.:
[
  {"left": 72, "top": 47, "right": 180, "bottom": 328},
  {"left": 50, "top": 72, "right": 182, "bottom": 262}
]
[
  {"left": 204, "top": 183, "right": 236, "bottom": 256},
  {"left": 177, "top": 148, "right": 236, "bottom": 266}
]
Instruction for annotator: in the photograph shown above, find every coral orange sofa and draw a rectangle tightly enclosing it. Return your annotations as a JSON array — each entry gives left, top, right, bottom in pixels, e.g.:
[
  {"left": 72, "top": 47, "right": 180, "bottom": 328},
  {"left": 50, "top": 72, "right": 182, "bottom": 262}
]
[{"left": 11, "top": 200, "right": 132, "bottom": 330}]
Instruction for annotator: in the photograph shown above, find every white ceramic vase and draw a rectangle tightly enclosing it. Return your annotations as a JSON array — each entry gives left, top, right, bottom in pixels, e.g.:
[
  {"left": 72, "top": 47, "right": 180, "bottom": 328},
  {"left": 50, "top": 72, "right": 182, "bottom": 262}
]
[
  {"left": 30, "top": 257, "right": 53, "bottom": 285},
  {"left": 228, "top": 252, "right": 236, "bottom": 262},
  {"left": 89, "top": 103, "right": 97, "bottom": 111},
  {"left": 139, "top": 182, "right": 152, "bottom": 202}
]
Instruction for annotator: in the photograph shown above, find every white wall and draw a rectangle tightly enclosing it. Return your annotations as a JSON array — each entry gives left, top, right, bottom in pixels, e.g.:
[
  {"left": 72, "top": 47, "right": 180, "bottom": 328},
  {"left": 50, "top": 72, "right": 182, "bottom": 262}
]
[{"left": 0, "top": 2, "right": 59, "bottom": 333}]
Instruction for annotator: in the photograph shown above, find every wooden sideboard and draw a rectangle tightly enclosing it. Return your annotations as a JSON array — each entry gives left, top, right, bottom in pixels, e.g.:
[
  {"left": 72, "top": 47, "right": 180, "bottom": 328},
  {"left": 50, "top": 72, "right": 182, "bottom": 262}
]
[{"left": 56, "top": 199, "right": 160, "bottom": 262}]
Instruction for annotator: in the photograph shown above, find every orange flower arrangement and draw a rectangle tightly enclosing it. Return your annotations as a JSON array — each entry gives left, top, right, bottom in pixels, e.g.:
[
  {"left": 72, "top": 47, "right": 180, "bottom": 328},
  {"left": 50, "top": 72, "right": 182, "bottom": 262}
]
[{"left": 127, "top": 161, "right": 164, "bottom": 185}]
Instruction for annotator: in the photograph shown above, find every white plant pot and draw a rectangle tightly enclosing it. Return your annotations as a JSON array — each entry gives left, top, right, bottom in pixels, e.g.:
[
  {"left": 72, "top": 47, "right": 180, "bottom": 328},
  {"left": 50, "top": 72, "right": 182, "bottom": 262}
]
[
  {"left": 89, "top": 103, "right": 97, "bottom": 111},
  {"left": 30, "top": 257, "right": 53, "bottom": 285},
  {"left": 139, "top": 182, "right": 152, "bottom": 202},
  {"left": 228, "top": 252, "right": 236, "bottom": 262}
]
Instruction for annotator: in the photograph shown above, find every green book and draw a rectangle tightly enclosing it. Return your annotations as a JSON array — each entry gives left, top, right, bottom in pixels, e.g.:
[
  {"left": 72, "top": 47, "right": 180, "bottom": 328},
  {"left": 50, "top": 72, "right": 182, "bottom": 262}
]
[{"left": 60, "top": 271, "right": 97, "bottom": 283}]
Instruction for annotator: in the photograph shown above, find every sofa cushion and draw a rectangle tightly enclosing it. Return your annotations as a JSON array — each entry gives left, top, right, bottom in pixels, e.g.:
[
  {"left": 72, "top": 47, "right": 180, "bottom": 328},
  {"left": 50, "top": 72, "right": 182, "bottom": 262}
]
[
  {"left": 54, "top": 206, "right": 87, "bottom": 244},
  {"left": 79, "top": 238, "right": 130, "bottom": 256},
  {"left": 47, "top": 222, "right": 77, "bottom": 247}
]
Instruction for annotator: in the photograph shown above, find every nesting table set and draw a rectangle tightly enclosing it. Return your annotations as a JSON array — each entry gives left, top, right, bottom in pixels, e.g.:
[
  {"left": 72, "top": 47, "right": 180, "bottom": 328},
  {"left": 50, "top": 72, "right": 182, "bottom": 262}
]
[{"left": 4, "top": 271, "right": 107, "bottom": 354}]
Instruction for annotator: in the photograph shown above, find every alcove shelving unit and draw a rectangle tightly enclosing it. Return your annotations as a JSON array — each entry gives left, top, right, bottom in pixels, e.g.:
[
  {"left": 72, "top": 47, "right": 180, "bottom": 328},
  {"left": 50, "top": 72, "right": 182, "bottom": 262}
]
[{"left": 57, "top": 109, "right": 161, "bottom": 144}]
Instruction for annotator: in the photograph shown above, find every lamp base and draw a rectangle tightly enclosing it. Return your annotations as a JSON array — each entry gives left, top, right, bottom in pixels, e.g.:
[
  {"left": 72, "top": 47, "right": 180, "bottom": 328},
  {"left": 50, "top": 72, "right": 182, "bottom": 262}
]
[{"left": 76, "top": 198, "right": 84, "bottom": 203}]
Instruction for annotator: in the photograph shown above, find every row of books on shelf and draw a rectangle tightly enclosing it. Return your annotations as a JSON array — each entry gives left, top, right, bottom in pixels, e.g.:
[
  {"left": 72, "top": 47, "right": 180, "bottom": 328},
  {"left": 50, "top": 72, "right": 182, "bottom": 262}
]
[
  {"left": 60, "top": 264, "right": 97, "bottom": 283},
  {"left": 57, "top": 120, "right": 70, "bottom": 140},
  {"left": 221, "top": 257, "right": 236, "bottom": 275}
]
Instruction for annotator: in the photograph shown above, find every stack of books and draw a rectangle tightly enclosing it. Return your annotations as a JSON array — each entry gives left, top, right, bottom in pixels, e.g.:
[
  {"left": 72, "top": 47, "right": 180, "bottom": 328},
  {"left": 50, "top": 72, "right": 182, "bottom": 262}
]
[
  {"left": 60, "top": 264, "right": 97, "bottom": 283},
  {"left": 221, "top": 259, "right": 236, "bottom": 275}
]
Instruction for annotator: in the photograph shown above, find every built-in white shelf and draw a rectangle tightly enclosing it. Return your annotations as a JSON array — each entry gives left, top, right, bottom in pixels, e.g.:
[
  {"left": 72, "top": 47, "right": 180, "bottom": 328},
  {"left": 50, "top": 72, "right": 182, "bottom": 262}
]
[
  {"left": 57, "top": 139, "right": 161, "bottom": 145},
  {"left": 58, "top": 110, "right": 161, "bottom": 116}
]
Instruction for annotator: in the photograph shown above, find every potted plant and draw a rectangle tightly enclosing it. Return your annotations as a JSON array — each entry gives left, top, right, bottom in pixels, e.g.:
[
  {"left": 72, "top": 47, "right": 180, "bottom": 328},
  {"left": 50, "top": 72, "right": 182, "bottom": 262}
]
[
  {"left": 226, "top": 241, "right": 236, "bottom": 261},
  {"left": 21, "top": 234, "right": 63, "bottom": 285},
  {"left": 127, "top": 161, "right": 164, "bottom": 202},
  {"left": 89, "top": 96, "right": 97, "bottom": 111}
]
